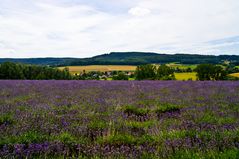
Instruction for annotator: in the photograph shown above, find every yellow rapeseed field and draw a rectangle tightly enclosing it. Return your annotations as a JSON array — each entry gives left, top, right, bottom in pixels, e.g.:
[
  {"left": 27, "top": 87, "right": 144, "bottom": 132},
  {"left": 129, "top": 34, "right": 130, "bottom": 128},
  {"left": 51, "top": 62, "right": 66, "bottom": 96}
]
[
  {"left": 229, "top": 73, "right": 239, "bottom": 78},
  {"left": 174, "top": 72, "right": 197, "bottom": 81},
  {"left": 58, "top": 65, "right": 137, "bottom": 74}
]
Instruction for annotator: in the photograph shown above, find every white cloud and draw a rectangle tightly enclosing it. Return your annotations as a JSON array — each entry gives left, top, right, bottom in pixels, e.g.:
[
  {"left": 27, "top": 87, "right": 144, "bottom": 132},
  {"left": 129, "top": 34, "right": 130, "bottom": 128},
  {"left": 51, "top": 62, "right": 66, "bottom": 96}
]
[
  {"left": 128, "top": 7, "right": 151, "bottom": 16},
  {"left": 0, "top": 0, "right": 239, "bottom": 58}
]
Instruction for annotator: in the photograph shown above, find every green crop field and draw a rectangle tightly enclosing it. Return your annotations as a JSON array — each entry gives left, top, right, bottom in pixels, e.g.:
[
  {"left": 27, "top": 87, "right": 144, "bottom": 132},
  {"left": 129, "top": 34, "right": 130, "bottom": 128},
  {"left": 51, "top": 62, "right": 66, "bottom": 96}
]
[
  {"left": 167, "top": 63, "right": 197, "bottom": 70},
  {"left": 174, "top": 72, "right": 197, "bottom": 81}
]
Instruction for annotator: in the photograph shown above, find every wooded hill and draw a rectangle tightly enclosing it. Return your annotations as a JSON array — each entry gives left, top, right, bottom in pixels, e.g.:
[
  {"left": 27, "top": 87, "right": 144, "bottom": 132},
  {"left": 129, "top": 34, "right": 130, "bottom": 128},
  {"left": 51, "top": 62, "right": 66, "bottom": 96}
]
[{"left": 1, "top": 52, "right": 239, "bottom": 66}]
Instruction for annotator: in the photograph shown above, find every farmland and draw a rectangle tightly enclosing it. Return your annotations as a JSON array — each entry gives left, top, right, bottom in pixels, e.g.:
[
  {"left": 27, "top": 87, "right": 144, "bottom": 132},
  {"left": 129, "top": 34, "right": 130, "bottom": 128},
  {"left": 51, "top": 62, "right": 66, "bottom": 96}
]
[
  {"left": 0, "top": 81, "right": 239, "bottom": 158},
  {"left": 58, "top": 65, "right": 137, "bottom": 74},
  {"left": 167, "top": 63, "right": 197, "bottom": 70},
  {"left": 230, "top": 73, "right": 239, "bottom": 78},
  {"left": 174, "top": 72, "right": 197, "bottom": 81},
  {"left": 58, "top": 64, "right": 196, "bottom": 74},
  {"left": 58, "top": 65, "right": 199, "bottom": 81}
]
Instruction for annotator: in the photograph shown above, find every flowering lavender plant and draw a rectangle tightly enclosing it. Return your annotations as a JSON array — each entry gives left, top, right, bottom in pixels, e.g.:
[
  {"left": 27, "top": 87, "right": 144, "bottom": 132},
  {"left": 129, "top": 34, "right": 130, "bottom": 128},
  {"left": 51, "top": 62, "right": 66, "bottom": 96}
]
[{"left": 0, "top": 80, "right": 238, "bottom": 158}]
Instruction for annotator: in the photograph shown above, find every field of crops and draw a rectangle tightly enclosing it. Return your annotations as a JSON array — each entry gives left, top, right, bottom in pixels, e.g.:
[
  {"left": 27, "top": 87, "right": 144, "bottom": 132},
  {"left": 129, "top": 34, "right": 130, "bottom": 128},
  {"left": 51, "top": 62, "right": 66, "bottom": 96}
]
[
  {"left": 58, "top": 65, "right": 137, "bottom": 73},
  {"left": 167, "top": 63, "right": 197, "bottom": 70},
  {"left": 59, "top": 64, "right": 197, "bottom": 74},
  {"left": 174, "top": 72, "right": 197, "bottom": 81},
  {"left": 230, "top": 73, "right": 239, "bottom": 78},
  {"left": 0, "top": 81, "right": 239, "bottom": 158}
]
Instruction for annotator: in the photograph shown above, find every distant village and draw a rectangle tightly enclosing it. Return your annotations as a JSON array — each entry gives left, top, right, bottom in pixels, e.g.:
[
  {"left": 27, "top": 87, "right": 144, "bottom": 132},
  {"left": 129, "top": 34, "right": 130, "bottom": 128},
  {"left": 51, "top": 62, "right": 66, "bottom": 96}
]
[{"left": 74, "top": 70, "right": 135, "bottom": 80}]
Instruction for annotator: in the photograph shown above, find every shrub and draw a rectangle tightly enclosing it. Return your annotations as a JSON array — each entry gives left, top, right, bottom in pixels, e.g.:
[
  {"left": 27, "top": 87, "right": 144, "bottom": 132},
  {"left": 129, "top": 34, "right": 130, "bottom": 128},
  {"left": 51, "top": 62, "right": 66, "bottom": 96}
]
[
  {"left": 0, "top": 113, "right": 15, "bottom": 125},
  {"left": 123, "top": 105, "right": 149, "bottom": 116},
  {"left": 155, "top": 103, "right": 180, "bottom": 114},
  {"left": 137, "top": 134, "right": 155, "bottom": 144},
  {"left": 18, "top": 131, "right": 47, "bottom": 144},
  {"left": 54, "top": 132, "right": 76, "bottom": 145},
  {"left": 87, "top": 120, "right": 108, "bottom": 130},
  {"left": 98, "top": 134, "right": 155, "bottom": 145},
  {"left": 0, "top": 131, "right": 48, "bottom": 146}
]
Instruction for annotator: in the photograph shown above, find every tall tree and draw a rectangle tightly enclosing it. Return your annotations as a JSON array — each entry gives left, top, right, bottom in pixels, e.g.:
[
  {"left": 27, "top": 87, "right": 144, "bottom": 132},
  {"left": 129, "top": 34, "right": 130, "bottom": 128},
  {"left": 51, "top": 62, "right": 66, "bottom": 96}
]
[
  {"left": 156, "top": 65, "right": 175, "bottom": 80},
  {"left": 195, "top": 64, "right": 227, "bottom": 80},
  {"left": 135, "top": 64, "right": 175, "bottom": 80},
  {"left": 135, "top": 64, "right": 156, "bottom": 80}
]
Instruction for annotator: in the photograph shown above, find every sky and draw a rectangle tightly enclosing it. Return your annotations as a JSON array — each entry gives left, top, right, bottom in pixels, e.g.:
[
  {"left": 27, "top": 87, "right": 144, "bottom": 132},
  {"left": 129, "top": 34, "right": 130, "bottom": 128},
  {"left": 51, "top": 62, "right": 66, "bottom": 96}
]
[{"left": 0, "top": 0, "right": 239, "bottom": 58}]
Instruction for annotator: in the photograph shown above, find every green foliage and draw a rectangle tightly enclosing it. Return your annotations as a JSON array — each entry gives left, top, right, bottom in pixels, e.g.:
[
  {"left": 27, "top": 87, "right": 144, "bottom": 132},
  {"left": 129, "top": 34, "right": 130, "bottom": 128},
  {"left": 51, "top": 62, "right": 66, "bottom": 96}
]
[
  {"left": 0, "top": 62, "right": 73, "bottom": 80},
  {"left": 123, "top": 105, "right": 149, "bottom": 116},
  {"left": 0, "top": 113, "right": 14, "bottom": 125},
  {"left": 98, "top": 134, "right": 155, "bottom": 145},
  {"left": 1, "top": 52, "right": 239, "bottom": 66},
  {"left": 54, "top": 132, "right": 76, "bottom": 145},
  {"left": 0, "top": 62, "right": 25, "bottom": 79},
  {"left": 141, "top": 152, "right": 158, "bottom": 159},
  {"left": 51, "top": 132, "right": 90, "bottom": 145},
  {"left": 88, "top": 120, "right": 108, "bottom": 130},
  {"left": 171, "top": 149, "right": 239, "bottom": 159},
  {"left": 152, "top": 130, "right": 188, "bottom": 140},
  {"left": 135, "top": 64, "right": 175, "bottom": 80},
  {"left": 135, "top": 64, "right": 156, "bottom": 80},
  {"left": 196, "top": 111, "right": 237, "bottom": 125},
  {"left": 195, "top": 64, "right": 227, "bottom": 80},
  {"left": 155, "top": 103, "right": 180, "bottom": 114},
  {"left": 227, "top": 75, "right": 239, "bottom": 81},
  {"left": 18, "top": 106, "right": 28, "bottom": 111},
  {"left": 225, "top": 64, "right": 239, "bottom": 74},
  {"left": 18, "top": 131, "right": 47, "bottom": 144},
  {"left": 137, "top": 134, "right": 155, "bottom": 144},
  {"left": 0, "top": 131, "right": 48, "bottom": 146},
  {"left": 112, "top": 72, "right": 129, "bottom": 80},
  {"left": 156, "top": 64, "right": 175, "bottom": 80}
]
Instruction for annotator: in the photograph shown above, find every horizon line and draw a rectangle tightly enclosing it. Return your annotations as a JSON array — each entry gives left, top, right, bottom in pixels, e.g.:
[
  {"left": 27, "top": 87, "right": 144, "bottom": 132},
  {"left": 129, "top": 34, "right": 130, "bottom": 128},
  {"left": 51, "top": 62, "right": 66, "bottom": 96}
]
[{"left": 1, "top": 52, "right": 239, "bottom": 59}]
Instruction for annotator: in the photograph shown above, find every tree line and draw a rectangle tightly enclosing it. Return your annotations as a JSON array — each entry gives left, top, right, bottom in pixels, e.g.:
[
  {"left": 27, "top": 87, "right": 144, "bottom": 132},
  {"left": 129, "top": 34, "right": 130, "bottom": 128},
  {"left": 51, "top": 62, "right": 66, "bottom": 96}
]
[
  {"left": 0, "top": 62, "right": 72, "bottom": 80},
  {"left": 195, "top": 64, "right": 227, "bottom": 80},
  {"left": 135, "top": 64, "right": 238, "bottom": 81},
  {"left": 2, "top": 53, "right": 239, "bottom": 66},
  {"left": 135, "top": 64, "right": 175, "bottom": 80},
  {"left": 67, "top": 53, "right": 239, "bottom": 66}
]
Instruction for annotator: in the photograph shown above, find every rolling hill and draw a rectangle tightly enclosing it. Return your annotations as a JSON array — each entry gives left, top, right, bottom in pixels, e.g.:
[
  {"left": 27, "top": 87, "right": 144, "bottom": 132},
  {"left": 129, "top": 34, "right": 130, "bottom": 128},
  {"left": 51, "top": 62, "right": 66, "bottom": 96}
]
[{"left": 1, "top": 52, "right": 239, "bottom": 66}]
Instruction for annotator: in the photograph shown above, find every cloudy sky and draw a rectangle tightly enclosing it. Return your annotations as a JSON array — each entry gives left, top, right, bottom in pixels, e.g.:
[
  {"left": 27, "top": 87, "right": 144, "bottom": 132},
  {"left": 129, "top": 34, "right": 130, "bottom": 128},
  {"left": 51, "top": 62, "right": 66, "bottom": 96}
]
[{"left": 0, "top": 0, "right": 239, "bottom": 58}]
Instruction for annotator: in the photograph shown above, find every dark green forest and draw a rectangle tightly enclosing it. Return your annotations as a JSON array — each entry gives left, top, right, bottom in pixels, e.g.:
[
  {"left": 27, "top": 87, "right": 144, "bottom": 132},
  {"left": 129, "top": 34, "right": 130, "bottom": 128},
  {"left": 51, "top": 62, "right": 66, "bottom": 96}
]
[
  {"left": 0, "top": 62, "right": 72, "bottom": 80},
  {"left": 1, "top": 52, "right": 239, "bottom": 66}
]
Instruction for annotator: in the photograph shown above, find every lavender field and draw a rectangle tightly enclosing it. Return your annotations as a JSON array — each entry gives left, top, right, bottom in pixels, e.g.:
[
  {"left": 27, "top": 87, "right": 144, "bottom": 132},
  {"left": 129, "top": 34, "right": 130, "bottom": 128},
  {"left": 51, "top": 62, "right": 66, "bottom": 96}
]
[{"left": 0, "top": 81, "right": 239, "bottom": 158}]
